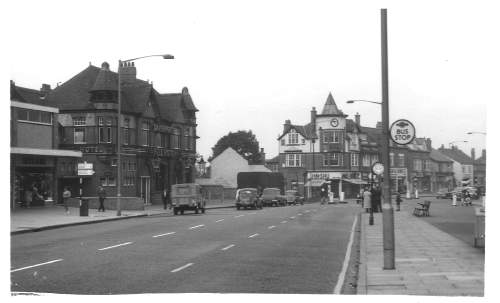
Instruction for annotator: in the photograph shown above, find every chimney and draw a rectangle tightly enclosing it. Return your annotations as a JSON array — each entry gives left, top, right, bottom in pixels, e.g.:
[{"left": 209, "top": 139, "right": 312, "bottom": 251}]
[
  {"left": 471, "top": 148, "right": 476, "bottom": 160},
  {"left": 40, "top": 83, "right": 51, "bottom": 97},
  {"left": 355, "top": 112, "right": 360, "bottom": 126},
  {"left": 311, "top": 107, "right": 317, "bottom": 139},
  {"left": 376, "top": 121, "right": 382, "bottom": 129},
  {"left": 482, "top": 149, "right": 486, "bottom": 159},
  {"left": 119, "top": 61, "right": 137, "bottom": 83},
  {"left": 260, "top": 148, "right": 266, "bottom": 164},
  {"left": 440, "top": 144, "right": 444, "bottom": 150},
  {"left": 285, "top": 119, "right": 291, "bottom": 125},
  {"left": 426, "top": 138, "right": 432, "bottom": 149}
]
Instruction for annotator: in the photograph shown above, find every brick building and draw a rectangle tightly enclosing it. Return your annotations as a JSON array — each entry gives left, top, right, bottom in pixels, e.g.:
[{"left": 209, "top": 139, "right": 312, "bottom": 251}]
[
  {"left": 438, "top": 145, "right": 474, "bottom": 187},
  {"left": 44, "top": 62, "right": 198, "bottom": 209},
  {"left": 472, "top": 148, "right": 486, "bottom": 188},
  {"left": 429, "top": 148, "right": 454, "bottom": 191},
  {"left": 10, "top": 81, "right": 82, "bottom": 209}
]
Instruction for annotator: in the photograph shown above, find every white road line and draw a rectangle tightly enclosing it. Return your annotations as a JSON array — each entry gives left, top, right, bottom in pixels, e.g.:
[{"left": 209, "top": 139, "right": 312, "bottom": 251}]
[
  {"left": 248, "top": 233, "right": 259, "bottom": 238},
  {"left": 248, "top": 212, "right": 257, "bottom": 215},
  {"left": 152, "top": 232, "right": 176, "bottom": 238},
  {"left": 98, "top": 242, "right": 133, "bottom": 251},
  {"left": 189, "top": 224, "right": 205, "bottom": 230},
  {"left": 215, "top": 219, "right": 225, "bottom": 222},
  {"left": 234, "top": 214, "right": 245, "bottom": 218},
  {"left": 11, "top": 259, "right": 63, "bottom": 273},
  {"left": 171, "top": 263, "right": 194, "bottom": 273},
  {"left": 281, "top": 220, "right": 287, "bottom": 224},
  {"left": 268, "top": 225, "right": 276, "bottom": 229},
  {"left": 305, "top": 210, "right": 310, "bottom": 213},
  {"left": 333, "top": 215, "right": 358, "bottom": 294},
  {"left": 297, "top": 213, "right": 303, "bottom": 216},
  {"left": 290, "top": 216, "right": 296, "bottom": 219},
  {"left": 221, "top": 244, "right": 235, "bottom": 251}
]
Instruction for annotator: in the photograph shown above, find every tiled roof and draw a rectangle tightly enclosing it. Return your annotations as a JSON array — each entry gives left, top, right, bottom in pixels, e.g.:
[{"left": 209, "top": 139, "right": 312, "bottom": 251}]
[
  {"left": 278, "top": 122, "right": 316, "bottom": 140},
  {"left": 266, "top": 155, "right": 279, "bottom": 163},
  {"left": 438, "top": 147, "right": 473, "bottom": 164},
  {"left": 157, "top": 93, "right": 186, "bottom": 123},
  {"left": 90, "top": 62, "right": 118, "bottom": 91},
  {"left": 430, "top": 148, "right": 453, "bottom": 163},
  {"left": 320, "top": 92, "right": 345, "bottom": 116},
  {"left": 10, "top": 82, "right": 47, "bottom": 106}
]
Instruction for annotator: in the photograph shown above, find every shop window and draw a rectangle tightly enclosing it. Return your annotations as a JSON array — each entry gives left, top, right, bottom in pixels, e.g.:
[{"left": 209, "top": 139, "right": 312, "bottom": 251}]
[{"left": 324, "top": 153, "right": 341, "bottom": 166}]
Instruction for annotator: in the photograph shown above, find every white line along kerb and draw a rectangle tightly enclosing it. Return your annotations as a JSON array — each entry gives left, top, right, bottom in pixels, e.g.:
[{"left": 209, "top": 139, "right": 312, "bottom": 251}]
[
  {"left": 171, "top": 263, "right": 194, "bottom": 273},
  {"left": 221, "top": 244, "right": 235, "bottom": 251},
  {"left": 189, "top": 224, "right": 205, "bottom": 230},
  {"left": 281, "top": 221, "right": 287, "bottom": 224},
  {"left": 333, "top": 215, "right": 358, "bottom": 294},
  {"left": 248, "top": 233, "right": 259, "bottom": 238},
  {"left": 268, "top": 226, "right": 276, "bottom": 229},
  {"left": 153, "top": 232, "right": 176, "bottom": 238},
  {"left": 98, "top": 242, "right": 133, "bottom": 251},
  {"left": 11, "top": 259, "right": 63, "bottom": 273},
  {"left": 215, "top": 219, "right": 224, "bottom": 222}
]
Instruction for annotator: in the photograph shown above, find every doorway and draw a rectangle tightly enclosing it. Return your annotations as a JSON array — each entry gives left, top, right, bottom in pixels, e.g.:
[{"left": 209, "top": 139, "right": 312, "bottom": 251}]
[{"left": 140, "top": 176, "right": 151, "bottom": 204}]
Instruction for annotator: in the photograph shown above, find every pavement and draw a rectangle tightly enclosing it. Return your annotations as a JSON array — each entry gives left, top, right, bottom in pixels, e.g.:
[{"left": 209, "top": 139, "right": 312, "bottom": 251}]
[
  {"left": 10, "top": 200, "right": 235, "bottom": 235},
  {"left": 357, "top": 199, "right": 485, "bottom": 296},
  {"left": 11, "top": 203, "right": 359, "bottom": 294}
]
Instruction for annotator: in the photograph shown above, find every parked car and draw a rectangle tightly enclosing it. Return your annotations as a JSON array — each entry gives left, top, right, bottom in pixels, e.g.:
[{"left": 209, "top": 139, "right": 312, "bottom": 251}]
[
  {"left": 261, "top": 188, "right": 286, "bottom": 207},
  {"left": 171, "top": 183, "right": 206, "bottom": 215},
  {"left": 436, "top": 190, "right": 452, "bottom": 199},
  {"left": 285, "top": 190, "right": 304, "bottom": 205},
  {"left": 236, "top": 188, "right": 263, "bottom": 210}
]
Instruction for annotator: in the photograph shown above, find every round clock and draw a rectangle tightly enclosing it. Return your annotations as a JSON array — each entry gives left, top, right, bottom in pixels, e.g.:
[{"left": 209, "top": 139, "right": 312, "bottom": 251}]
[
  {"left": 371, "top": 162, "right": 384, "bottom": 176},
  {"left": 330, "top": 118, "right": 339, "bottom": 127}
]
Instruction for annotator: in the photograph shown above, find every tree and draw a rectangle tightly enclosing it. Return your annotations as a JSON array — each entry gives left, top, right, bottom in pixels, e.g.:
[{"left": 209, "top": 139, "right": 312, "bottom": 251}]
[{"left": 209, "top": 130, "right": 262, "bottom": 164}]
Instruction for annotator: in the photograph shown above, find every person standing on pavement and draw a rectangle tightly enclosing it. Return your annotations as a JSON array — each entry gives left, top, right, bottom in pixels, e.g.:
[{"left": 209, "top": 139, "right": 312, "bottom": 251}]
[
  {"left": 62, "top": 187, "right": 71, "bottom": 214},
  {"left": 97, "top": 186, "right": 106, "bottom": 212},
  {"left": 396, "top": 192, "right": 402, "bottom": 211},
  {"left": 320, "top": 182, "right": 328, "bottom": 205},
  {"left": 162, "top": 188, "right": 168, "bottom": 210},
  {"left": 371, "top": 185, "right": 382, "bottom": 213},
  {"left": 362, "top": 187, "right": 372, "bottom": 213}
]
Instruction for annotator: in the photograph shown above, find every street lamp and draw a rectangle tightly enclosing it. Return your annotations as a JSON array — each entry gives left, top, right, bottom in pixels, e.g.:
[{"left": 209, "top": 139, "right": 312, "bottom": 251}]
[
  {"left": 346, "top": 99, "right": 382, "bottom": 105},
  {"left": 448, "top": 140, "right": 468, "bottom": 148},
  {"left": 116, "top": 54, "right": 174, "bottom": 216}
]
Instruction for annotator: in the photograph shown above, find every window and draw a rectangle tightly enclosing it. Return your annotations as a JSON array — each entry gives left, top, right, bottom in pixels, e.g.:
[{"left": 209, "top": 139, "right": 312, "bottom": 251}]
[
  {"left": 18, "top": 109, "right": 52, "bottom": 124},
  {"left": 323, "top": 130, "right": 340, "bottom": 143},
  {"left": 100, "top": 176, "right": 116, "bottom": 186},
  {"left": 285, "top": 153, "right": 302, "bottom": 167},
  {"left": 362, "top": 155, "right": 371, "bottom": 167},
  {"left": 142, "top": 121, "right": 150, "bottom": 146},
  {"left": 351, "top": 153, "right": 359, "bottom": 167},
  {"left": 106, "top": 117, "right": 112, "bottom": 143},
  {"left": 371, "top": 154, "right": 379, "bottom": 164},
  {"left": 324, "top": 153, "right": 341, "bottom": 166},
  {"left": 398, "top": 153, "right": 405, "bottom": 167},
  {"left": 389, "top": 153, "right": 394, "bottom": 166},
  {"left": 172, "top": 128, "right": 180, "bottom": 149},
  {"left": 184, "top": 128, "right": 190, "bottom": 150},
  {"left": 288, "top": 130, "right": 298, "bottom": 144},
  {"left": 302, "top": 138, "right": 305, "bottom": 145},
  {"left": 281, "top": 139, "right": 285, "bottom": 146},
  {"left": 128, "top": 161, "right": 137, "bottom": 171},
  {"left": 73, "top": 117, "right": 86, "bottom": 144},
  {"left": 18, "top": 109, "right": 28, "bottom": 121},
  {"left": 98, "top": 117, "right": 112, "bottom": 143},
  {"left": 123, "top": 118, "right": 130, "bottom": 145},
  {"left": 414, "top": 159, "right": 422, "bottom": 171},
  {"left": 40, "top": 112, "right": 52, "bottom": 124},
  {"left": 111, "top": 159, "right": 117, "bottom": 167}
]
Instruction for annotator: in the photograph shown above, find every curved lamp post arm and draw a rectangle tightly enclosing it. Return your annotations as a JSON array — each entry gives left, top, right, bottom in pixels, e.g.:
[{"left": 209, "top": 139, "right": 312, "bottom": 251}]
[
  {"left": 467, "top": 132, "right": 486, "bottom": 135},
  {"left": 122, "top": 54, "right": 174, "bottom": 63},
  {"left": 346, "top": 99, "right": 382, "bottom": 105}
]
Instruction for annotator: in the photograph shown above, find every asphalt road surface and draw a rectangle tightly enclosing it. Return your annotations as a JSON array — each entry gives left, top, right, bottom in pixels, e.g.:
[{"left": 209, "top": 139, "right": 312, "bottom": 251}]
[{"left": 11, "top": 203, "right": 360, "bottom": 294}]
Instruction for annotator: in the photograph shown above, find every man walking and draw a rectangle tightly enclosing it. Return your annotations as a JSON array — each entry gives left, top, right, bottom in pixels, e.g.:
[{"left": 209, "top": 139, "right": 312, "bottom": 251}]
[
  {"left": 97, "top": 186, "right": 106, "bottom": 212},
  {"left": 62, "top": 187, "right": 71, "bottom": 214}
]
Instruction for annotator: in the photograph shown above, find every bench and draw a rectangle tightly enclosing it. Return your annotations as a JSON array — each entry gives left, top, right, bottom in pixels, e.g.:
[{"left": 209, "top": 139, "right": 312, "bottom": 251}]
[{"left": 413, "top": 200, "right": 431, "bottom": 217}]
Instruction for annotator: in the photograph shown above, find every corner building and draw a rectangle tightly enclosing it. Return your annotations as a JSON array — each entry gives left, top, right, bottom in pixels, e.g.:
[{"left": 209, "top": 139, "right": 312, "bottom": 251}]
[{"left": 46, "top": 62, "right": 198, "bottom": 209}]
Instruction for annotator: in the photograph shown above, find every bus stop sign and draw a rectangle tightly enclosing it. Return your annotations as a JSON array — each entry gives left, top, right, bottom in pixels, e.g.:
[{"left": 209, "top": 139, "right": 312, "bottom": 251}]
[{"left": 390, "top": 119, "right": 416, "bottom": 145}]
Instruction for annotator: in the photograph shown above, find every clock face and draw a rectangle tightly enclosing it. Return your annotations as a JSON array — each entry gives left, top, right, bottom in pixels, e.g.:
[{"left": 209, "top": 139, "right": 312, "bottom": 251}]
[
  {"left": 330, "top": 118, "right": 339, "bottom": 127},
  {"left": 372, "top": 162, "right": 384, "bottom": 175}
]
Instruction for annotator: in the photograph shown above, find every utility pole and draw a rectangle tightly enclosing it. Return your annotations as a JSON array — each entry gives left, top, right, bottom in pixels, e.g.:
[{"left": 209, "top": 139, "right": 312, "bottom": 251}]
[{"left": 381, "top": 8, "right": 395, "bottom": 270}]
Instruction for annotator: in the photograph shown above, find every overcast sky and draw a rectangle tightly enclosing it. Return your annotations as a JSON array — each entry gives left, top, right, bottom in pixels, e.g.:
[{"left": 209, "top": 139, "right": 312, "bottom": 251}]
[{"left": 6, "top": 0, "right": 497, "bottom": 161}]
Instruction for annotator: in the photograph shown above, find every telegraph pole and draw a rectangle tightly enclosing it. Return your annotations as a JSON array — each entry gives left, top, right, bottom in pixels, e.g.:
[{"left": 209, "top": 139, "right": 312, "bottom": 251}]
[{"left": 381, "top": 8, "right": 395, "bottom": 269}]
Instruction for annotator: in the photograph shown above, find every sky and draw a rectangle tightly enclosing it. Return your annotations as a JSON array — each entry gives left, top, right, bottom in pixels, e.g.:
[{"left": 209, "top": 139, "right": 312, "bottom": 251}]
[{"left": 5, "top": 0, "right": 497, "bottom": 161}]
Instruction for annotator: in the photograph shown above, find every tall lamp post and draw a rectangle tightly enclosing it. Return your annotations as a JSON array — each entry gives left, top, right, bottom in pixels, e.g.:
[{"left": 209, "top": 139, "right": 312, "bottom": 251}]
[
  {"left": 116, "top": 54, "right": 174, "bottom": 216},
  {"left": 345, "top": 9, "right": 395, "bottom": 270}
]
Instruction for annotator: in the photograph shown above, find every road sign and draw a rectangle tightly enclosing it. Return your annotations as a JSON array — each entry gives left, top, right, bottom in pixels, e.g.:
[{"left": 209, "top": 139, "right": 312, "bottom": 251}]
[
  {"left": 372, "top": 162, "right": 384, "bottom": 176},
  {"left": 78, "top": 162, "right": 94, "bottom": 176},
  {"left": 390, "top": 119, "right": 416, "bottom": 145}
]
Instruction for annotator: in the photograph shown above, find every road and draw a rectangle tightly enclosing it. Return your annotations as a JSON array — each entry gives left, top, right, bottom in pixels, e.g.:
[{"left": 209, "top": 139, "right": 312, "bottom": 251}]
[{"left": 11, "top": 202, "right": 360, "bottom": 294}]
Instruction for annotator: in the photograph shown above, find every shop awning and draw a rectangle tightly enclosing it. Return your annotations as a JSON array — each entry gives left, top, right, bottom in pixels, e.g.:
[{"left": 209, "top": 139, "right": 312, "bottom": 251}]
[
  {"left": 304, "top": 180, "right": 327, "bottom": 187},
  {"left": 344, "top": 179, "right": 369, "bottom": 185},
  {"left": 11, "top": 147, "right": 82, "bottom": 158}
]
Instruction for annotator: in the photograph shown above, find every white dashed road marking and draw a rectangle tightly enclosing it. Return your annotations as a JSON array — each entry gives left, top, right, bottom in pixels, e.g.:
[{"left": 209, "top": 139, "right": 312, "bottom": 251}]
[
  {"left": 235, "top": 215, "right": 245, "bottom": 218},
  {"left": 281, "top": 221, "right": 287, "bottom": 224},
  {"left": 221, "top": 244, "right": 235, "bottom": 251},
  {"left": 171, "top": 263, "right": 194, "bottom": 273},
  {"left": 290, "top": 216, "right": 296, "bottom": 219},
  {"left": 98, "top": 242, "right": 133, "bottom": 251},
  {"left": 268, "top": 225, "right": 276, "bottom": 229},
  {"left": 297, "top": 213, "right": 303, "bottom": 216},
  {"left": 153, "top": 232, "right": 176, "bottom": 238},
  {"left": 215, "top": 219, "right": 224, "bottom": 223},
  {"left": 248, "top": 233, "right": 259, "bottom": 238},
  {"left": 305, "top": 210, "right": 310, "bottom": 213},
  {"left": 189, "top": 224, "right": 205, "bottom": 230},
  {"left": 11, "top": 259, "right": 63, "bottom": 273}
]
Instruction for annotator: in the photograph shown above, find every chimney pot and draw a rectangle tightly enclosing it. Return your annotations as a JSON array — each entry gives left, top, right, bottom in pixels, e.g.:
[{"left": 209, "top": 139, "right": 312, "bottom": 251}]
[{"left": 355, "top": 112, "right": 360, "bottom": 126}]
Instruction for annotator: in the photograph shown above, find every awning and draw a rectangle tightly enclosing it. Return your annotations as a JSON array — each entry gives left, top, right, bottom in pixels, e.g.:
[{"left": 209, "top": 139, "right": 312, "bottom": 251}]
[
  {"left": 343, "top": 179, "right": 369, "bottom": 185},
  {"left": 11, "top": 147, "right": 82, "bottom": 158},
  {"left": 304, "top": 180, "right": 328, "bottom": 187}
]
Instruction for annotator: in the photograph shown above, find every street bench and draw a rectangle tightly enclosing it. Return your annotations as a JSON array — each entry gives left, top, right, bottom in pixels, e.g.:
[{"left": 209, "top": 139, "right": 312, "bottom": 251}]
[{"left": 413, "top": 200, "right": 431, "bottom": 217}]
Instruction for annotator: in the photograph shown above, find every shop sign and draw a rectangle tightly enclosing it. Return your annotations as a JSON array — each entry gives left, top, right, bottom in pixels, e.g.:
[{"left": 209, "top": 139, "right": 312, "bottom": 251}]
[
  {"left": 390, "top": 168, "right": 407, "bottom": 178},
  {"left": 78, "top": 162, "right": 95, "bottom": 176},
  {"left": 307, "top": 172, "right": 342, "bottom": 180}
]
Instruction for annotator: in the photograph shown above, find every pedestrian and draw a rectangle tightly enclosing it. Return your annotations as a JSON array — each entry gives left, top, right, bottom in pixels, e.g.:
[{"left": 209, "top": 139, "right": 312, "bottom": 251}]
[
  {"left": 162, "top": 188, "right": 168, "bottom": 210},
  {"left": 320, "top": 182, "right": 328, "bottom": 205},
  {"left": 97, "top": 186, "right": 106, "bottom": 212},
  {"left": 371, "top": 185, "right": 381, "bottom": 213},
  {"left": 362, "top": 187, "right": 372, "bottom": 213},
  {"left": 62, "top": 187, "right": 71, "bottom": 214},
  {"left": 396, "top": 192, "right": 402, "bottom": 211}
]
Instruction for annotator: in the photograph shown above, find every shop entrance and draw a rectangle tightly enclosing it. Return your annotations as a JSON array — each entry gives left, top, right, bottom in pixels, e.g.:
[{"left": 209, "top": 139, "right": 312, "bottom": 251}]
[{"left": 140, "top": 176, "right": 151, "bottom": 204}]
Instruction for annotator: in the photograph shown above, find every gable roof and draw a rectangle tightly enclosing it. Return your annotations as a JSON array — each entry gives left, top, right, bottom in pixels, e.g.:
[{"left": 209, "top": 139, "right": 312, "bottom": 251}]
[
  {"left": 430, "top": 148, "right": 453, "bottom": 163},
  {"left": 10, "top": 82, "right": 47, "bottom": 106},
  {"left": 157, "top": 93, "right": 186, "bottom": 123},
  {"left": 438, "top": 147, "right": 473, "bottom": 164},
  {"left": 278, "top": 122, "right": 316, "bottom": 140}
]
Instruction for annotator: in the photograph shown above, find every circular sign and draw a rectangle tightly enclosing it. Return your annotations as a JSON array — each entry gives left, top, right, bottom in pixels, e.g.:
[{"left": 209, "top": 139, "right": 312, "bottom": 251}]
[
  {"left": 330, "top": 118, "right": 339, "bottom": 127},
  {"left": 390, "top": 119, "right": 416, "bottom": 145},
  {"left": 372, "top": 162, "right": 384, "bottom": 176}
]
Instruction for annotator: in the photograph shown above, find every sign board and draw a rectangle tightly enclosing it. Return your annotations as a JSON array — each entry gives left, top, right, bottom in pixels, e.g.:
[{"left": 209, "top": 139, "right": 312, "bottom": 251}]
[
  {"left": 78, "top": 162, "right": 94, "bottom": 176},
  {"left": 371, "top": 162, "right": 384, "bottom": 176},
  {"left": 390, "top": 119, "right": 416, "bottom": 145},
  {"left": 390, "top": 168, "right": 408, "bottom": 178},
  {"left": 307, "top": 172, "right": 342, "bottom": 180},
  {"left": 78, "top": 169, "right": 95, "bottom": 176}
]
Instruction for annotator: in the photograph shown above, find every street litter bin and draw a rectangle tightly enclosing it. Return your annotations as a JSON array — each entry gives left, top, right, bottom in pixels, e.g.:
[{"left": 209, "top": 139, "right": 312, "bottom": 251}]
[
  {"left": 80, "top": 198, "right": 89, "bottom": 217},
  {"left": 474, "top": 207, "right": 485, "bottom": 248}
]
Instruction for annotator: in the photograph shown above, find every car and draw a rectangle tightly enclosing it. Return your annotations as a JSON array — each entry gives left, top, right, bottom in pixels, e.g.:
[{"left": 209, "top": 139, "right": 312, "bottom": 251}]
[
  {"left": 261, "top": 188, "right": 286, "bottom": 207},
  {"left": 285, "top": 190, "right": 304, "bottom": 205},
  {"left": 236, "top": 188, "right": 263, "bottom": 210},
  {"left": 436, "top": 190, "right": 451, "bottom": 199},
  {"left": 171, "top": 183, "right": 206, "bottom": 215}
]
